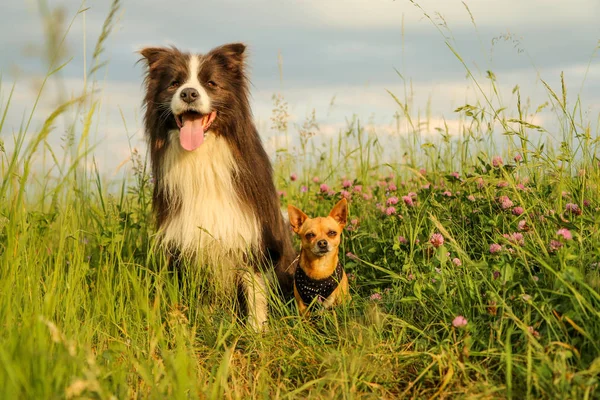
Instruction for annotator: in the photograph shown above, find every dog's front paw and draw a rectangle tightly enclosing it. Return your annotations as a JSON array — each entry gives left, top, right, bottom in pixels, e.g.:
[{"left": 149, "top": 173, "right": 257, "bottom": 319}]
[{"left": 248, "top": 315, "right": 268, "bottom": 333}]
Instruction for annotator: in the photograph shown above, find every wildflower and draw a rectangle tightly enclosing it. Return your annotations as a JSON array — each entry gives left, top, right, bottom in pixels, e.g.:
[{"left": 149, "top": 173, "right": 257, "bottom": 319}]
[
  {"left": 514, "top": 154, "right": 523, "bottom": 162},
  {"left": 561, "top": 191, "right": 570, "bottom": 198},
  {"left": 492, "top": 156, "right": 503, "bottom": 168},
  {"left": 476, "top": 177, "right": 485, "bottom": 189},
  {"left": 565, "top": 203, "right": 582, "bottom": 215},
  {"left": 385, "top": 206, "right": 396, "bottom": 216},
  {"left": 419, "top": 168, "right": 427, "bottom": 175},
  {"left": 532, "top": 276, "right": 539, "bottom": 282},
  {"left": 370, "top": 293, "right": 383, "bottom": 301},
  {"left": 521, "top": 294, "right": 532, "bottom": 302},
  {"left": 549, "top": 240, "right": 563, "bottom": 252},
  {"left": 319, "top": 183, "right": 329, "bottom": 192},
  {"left": 503, "top": 232, "right": 524, "bottom": 246},
  {"left": 342, "top": 179, "right": 352, "bottom": 188},
  {"left": 386, "top": 196, "right": 399, "bottom": 205},
  {"left": 362, "top": 193, "right": 373, "bottom": 200},
  {"left": 493, "top": 270, "right": 501, "bottom": 280},
  {"left": 312, "top": 176, "right": 320, "bottom": 183},
  {"left": 528, "top": 326, "right": 541, "bottom": 339},
  {"left": 300, "top": 185, "right": 308, "bottom": 193},
  {"left": 277, "top": 190, "right": 286, "bottom": 198},
  {"left": 290, "top": 173, "right": 297, "bottom": 181},
  {"left": 497, "top": 181, "right": 509, "bottom": 188},
  {"left": 350, "top": 218, "right": 359, "bottom": 226},
  {"left": 489, "top": 244, "right": 502, "bottom": 254},
  {"left": 353, "top": 185, "right": 362, "bottom": 193},
  {"left": 430, "top": 233, "right": 444, "bottom": 248},
  {"left": 327, "top": 190, "right": 335, "bottom": 196},
  {"left": 450, "top": 171, "right": 460, "bottom": 179},
  {"left": 340, "top": 190, "right": 351, "bottom": 200},
  {"left": 378, "top": 180, "right": 388, "bottom": 188},
  {"left": 388, "top": 183, "right": 397, "bottom": 191},
  {"left": 512, "top": 206, "right": 524, "bottom": 216},
  {"left": 407, "top": 273, "right": 415, "bottom": 281},
  {"left": 512, "top": 232, "right": 524, "bottom": 246},
  {"left": 516, "top": 183, "right": 526, "bottom": 191},
  {"left": 346, "top": 251, "right": 358, "bottom": 261},
  {"left": 398, "top": 236, "right": 408, "bottom": 244},
  {"left": 467, "top": 195, "right": 476, "bottom": 202},
  {"left": 452, "top": 315, "right": 468, "bottom": 328},
  {"left": 556, "top": 228, "right": 572, "bottom": 241},
  {"left": 452, "top": 258, "right": 462, "bottom": 266},
  {"left": 499, "top": 196, "right": 514, "bottom": 210},
  {"left": 442, "top": 190, "right": 452, "bottom": 197},
  {"left": 583, "top": 199, "right": 591, "bottom": 207},
  {"left": 402, "top": 195, "right": 414, "bottom": 207}
]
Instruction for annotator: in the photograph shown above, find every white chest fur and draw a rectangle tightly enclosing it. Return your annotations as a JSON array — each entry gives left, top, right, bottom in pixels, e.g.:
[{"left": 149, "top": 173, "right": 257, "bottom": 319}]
[{"left": 158, "top": 131, "right": 262, "bottom": 260}]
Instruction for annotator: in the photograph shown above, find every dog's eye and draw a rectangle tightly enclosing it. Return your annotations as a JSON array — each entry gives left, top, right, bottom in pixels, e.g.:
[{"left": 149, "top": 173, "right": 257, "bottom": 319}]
[
  {"left": 305, "top": 233, "right": 315, "bottom": 240},
  {"left": 169, "top": 80, "right": 180, "bottom": 88},
  {"left": 327, "top": 231, "right": 337, "bottom": 237},
  {"left": 206, "top": 80, "right": 217, "bottom": 88}
]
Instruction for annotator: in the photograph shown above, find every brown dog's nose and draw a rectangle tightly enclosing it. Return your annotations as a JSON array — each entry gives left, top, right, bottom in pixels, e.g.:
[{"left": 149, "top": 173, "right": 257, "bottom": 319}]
[
  {"left": 180, "top": 88, "right": 199, "bottom": 103},
  {"left": 317, "top": 240, "right": 328, "bottom": 249}
]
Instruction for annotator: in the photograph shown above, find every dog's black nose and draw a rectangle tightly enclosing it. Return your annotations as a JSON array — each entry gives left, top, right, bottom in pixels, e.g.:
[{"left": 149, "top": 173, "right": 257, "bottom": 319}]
[
  {"left": 317, "top": 240, "right": 328, "bottom": 249},
  {"left": 180, "top": 88, "right": 199, "bottom": 103}
]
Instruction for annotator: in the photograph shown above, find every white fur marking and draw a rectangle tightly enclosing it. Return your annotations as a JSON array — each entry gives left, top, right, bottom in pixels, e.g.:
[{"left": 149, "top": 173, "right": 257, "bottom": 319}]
[
  {"left": 159, "top": 132, "right": 261, "bottom": 264},
  {"left": 171, "top": 55, "right": 211, "bottom": 116},
  {"left": 241, "top": 270, "right": 269, "bottom": 331}
]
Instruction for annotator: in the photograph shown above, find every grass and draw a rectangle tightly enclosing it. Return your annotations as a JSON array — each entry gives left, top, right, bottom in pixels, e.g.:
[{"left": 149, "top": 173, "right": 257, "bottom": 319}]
[{"left": 1, "top": 1, "right": 600, "bottom": 399}]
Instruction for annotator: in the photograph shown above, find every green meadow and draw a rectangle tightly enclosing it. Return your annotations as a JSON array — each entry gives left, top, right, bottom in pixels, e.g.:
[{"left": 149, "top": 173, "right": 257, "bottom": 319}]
[{"left": 1, "top": 1, "right": 599, "bottom": 398}]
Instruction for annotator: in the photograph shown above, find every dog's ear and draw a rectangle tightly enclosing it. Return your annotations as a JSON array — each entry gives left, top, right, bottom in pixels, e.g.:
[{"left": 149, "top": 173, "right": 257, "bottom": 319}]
[
  {"left": 138, "top": 47, "right": 172, "bottom": 71},
  {"left": 209, "top": 43, "right": 247, "bottom": 74},
  {"left": 287, "top": 205, "right": 308, "bottom": 233},
  {"left": 329, "top": 198, "right": 348, "bottom": 228}
]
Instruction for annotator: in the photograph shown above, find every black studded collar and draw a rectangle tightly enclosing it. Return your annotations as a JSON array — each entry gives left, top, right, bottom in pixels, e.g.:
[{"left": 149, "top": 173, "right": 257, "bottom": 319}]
[{"left": 294, "top": 258, "right": 344, "bottom": 307}]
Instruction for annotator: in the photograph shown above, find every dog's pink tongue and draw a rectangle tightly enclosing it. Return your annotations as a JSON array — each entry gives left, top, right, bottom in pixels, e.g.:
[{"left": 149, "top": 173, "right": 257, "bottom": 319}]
[{"left": 180, "top": 114, "right": 204, "bottom": 151}]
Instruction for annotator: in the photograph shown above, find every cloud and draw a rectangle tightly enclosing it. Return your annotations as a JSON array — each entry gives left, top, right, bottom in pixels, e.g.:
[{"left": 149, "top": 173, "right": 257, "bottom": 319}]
[{"left": 1, "top": 0, "right": 598, "bottom": 177}]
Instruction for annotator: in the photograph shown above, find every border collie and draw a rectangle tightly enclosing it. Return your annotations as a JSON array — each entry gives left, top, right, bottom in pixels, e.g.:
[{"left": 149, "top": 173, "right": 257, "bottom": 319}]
[{"left": 139, "top": 43, "right": 296, "bottom": 330}]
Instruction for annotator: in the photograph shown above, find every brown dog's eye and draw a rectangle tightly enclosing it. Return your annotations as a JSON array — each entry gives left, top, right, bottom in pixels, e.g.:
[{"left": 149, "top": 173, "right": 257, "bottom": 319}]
[
  {"left": 169, "top": 80, "right": 180, "bottom": 88},
  {"left": 206, "top": 80, "right": 217, "bottom": 88},
  {"left": 305, "top": 233, "right": 315, "bottom": 240},
  {"left": 327, "top": 231, "right": 337, "bottom": 237}
]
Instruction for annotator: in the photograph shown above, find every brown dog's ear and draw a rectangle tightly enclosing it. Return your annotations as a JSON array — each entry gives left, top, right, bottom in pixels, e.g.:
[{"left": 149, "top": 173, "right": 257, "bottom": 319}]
[
  {"left": 329, "top": 198, "right": 348, "bottom": 228},
  {"left": 287, "top": 205, "right": 308, "bottom": 233},
  {"left": 138, "top": 47, "right": 173, "bottom": 71},
  {"left": 208, "top": 43, "right": 247, "bottom": 73}
]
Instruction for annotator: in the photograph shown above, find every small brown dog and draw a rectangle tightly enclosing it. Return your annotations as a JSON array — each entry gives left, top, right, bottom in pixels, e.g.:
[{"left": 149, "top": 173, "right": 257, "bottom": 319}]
[{"left": 287, "top": 199, "right": 351, "bottom": 315}]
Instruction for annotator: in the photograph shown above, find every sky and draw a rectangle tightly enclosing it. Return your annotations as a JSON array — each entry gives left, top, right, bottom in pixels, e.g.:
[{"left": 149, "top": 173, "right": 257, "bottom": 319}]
[{"left": 1, "top": 0, "right": 598, "bottom": 177}]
